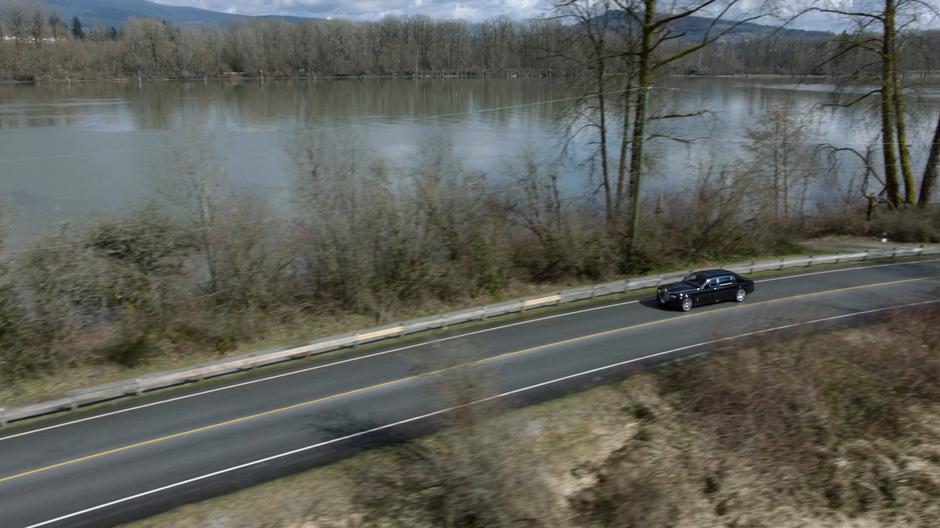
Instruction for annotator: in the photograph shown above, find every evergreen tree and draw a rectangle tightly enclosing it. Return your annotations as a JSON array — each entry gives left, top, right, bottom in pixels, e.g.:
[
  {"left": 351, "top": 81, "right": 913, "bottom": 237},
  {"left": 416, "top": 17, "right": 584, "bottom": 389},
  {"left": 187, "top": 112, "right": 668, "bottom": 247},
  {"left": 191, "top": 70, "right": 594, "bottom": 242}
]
[{"left": 71, "top": 16, "right": 84, "bottom": 39}]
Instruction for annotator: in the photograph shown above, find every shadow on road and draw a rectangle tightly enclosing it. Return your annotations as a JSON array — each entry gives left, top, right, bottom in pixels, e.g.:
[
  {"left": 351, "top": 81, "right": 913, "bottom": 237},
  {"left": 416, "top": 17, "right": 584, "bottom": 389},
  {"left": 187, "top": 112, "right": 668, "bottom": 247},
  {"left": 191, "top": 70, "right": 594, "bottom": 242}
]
[{"left": 639, "top": 298, "right": 672, "bottom": 311}]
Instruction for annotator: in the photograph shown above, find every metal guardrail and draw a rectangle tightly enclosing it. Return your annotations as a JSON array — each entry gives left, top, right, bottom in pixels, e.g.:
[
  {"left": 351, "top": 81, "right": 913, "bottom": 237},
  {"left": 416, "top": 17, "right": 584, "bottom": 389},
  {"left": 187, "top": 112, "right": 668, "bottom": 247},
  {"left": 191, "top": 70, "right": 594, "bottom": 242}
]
[{"left": 1, "top": 245, "right": 937, "bottom": 426}]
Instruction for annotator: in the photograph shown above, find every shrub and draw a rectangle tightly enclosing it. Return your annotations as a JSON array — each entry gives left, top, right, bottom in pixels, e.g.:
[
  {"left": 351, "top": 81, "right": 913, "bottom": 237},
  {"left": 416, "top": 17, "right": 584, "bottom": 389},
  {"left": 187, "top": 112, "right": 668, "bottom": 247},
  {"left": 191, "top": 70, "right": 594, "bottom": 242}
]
[
  {"left": 658, "top": 308, "right": 940, "bottom": 487},
  {"left": 103, "top": 332, "right": 152, "bottom": 367},
  {"left": 868, "top": 209, "right": 940, "bottom": 243}
]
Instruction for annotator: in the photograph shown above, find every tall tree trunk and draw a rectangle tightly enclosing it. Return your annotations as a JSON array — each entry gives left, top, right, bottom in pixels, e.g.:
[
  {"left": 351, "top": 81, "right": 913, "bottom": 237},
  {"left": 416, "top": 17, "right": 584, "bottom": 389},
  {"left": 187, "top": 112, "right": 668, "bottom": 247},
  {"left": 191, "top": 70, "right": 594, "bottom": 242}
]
[
  {"left": 597, "top": 63, "right": 612, "bottom": 227},
  {"left": 626, "top": 1, "right": 654, "bottom": 259},
  {"left": 880, "top": 0, "right": 901, "bottom": 207},
  {"left": 890, "top": 32, "right": 915, "bottom": 205},
  {"left": 919, "top": 111, "right": 940, "bottom": 207},
  {"left": 615, "top": 59, "right": 634, "bottom": 220},
  {"left": 772, "top": 132, "right": 781, "bottom": 220}
]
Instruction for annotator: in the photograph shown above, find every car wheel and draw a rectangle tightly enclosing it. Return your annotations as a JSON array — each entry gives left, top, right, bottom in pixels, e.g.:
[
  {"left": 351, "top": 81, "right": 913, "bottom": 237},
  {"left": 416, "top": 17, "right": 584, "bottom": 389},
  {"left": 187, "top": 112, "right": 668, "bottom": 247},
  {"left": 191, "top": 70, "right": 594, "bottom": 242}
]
[
  {"left": 681, "top": 297, "right": 693, "bottom": 312},
  {"left": 735, "top": 288, "right": 746, "bottom": 302}
]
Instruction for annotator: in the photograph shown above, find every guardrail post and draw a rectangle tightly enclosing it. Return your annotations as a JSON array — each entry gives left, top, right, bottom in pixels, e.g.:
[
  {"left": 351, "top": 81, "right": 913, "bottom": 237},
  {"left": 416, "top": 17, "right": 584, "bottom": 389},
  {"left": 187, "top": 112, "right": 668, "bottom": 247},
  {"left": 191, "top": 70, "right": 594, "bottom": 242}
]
[
  {"left": 656, "top": 275, "right": 663, "bottom": 287},
  {"left": 590, "top": 285, "right": 597, "bottom": 299},
  {"left": 625, "top": 279, "right": 633, "bottom": 291},
  {"left": 834, "top": 253, "right": 841, "bottom": 264},
  {"left": 807, "top": 255, "right": 813, "bottom": 267},
  {"left": 0, "top": 408, "right": 6, "bottom": 426},
  {"left": 68, "top": 398, "right": 78, "bottom": 411},
  {"left": 893, "top": 247, "right": 899, "bottom": 258},
  {"left": 917, "top": 244, "right": 924, "bottom": 254},
  {"left": 862, "top": 250, "right": 869, "bottom": 261},
  {"left": 778, "top": 257, "right": 785, "bottom": 270}
]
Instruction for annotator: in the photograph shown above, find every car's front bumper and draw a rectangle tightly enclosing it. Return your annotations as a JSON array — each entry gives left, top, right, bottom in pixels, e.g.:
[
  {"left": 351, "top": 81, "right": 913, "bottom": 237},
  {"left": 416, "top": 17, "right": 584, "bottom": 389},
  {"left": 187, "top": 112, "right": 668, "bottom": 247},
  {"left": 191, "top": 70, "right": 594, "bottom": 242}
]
[{"left": 657, "top": 291, "right": 684, "bottom": 308}]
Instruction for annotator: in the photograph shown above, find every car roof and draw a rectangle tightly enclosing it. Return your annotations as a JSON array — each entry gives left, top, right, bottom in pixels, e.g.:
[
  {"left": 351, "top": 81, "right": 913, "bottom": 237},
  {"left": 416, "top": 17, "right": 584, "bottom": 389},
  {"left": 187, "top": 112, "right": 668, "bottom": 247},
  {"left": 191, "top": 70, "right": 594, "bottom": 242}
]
[{"left": 696, "top": 269, "right": 735, "bottom": 278}]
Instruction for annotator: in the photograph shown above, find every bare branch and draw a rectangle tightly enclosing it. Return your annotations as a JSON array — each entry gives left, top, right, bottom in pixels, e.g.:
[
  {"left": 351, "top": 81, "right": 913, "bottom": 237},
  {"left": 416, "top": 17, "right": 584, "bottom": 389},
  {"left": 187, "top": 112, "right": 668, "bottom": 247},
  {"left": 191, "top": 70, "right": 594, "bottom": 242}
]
[
  {"left": 647, "top": 134, "right": 707, "bottom": 144},
  {"left": 648, "top": 110, "right": 710, "bottom": 121},
  {"left": 822, "top": 88, "right": 882, "bottom": 108}
]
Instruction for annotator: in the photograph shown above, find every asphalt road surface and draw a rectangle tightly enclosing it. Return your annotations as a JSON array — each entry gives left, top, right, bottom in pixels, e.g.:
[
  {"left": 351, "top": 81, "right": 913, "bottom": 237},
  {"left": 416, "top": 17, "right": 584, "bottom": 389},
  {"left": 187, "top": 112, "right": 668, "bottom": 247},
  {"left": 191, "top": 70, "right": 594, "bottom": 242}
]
[{"left": 2, "top": 258, "right": 939, "bottom": 527}]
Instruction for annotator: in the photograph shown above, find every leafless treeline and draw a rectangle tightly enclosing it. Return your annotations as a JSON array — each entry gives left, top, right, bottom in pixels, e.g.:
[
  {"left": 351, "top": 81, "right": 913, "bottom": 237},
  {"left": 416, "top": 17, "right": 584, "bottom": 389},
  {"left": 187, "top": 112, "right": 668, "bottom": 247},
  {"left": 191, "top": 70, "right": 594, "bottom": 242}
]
[
  {"left": 673, "top": 29, "right": 940, "bottom": 76},
  {"left": 0, "top": 0, "right": 574, "bottom": 80},
  {"left": 2, "top": 0, "right": 940, "bottom": 81}
]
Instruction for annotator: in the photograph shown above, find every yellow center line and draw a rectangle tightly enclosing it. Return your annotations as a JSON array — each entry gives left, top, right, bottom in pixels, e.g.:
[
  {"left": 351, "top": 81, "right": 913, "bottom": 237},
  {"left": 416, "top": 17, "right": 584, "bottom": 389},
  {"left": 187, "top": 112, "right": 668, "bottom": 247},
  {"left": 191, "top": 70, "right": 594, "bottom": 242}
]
[
  {"left": 0, "top": 275, "right": 932, "bottom": 485},
  {"left": 473, "top": 276, "right": 932, "bottom": 363}
]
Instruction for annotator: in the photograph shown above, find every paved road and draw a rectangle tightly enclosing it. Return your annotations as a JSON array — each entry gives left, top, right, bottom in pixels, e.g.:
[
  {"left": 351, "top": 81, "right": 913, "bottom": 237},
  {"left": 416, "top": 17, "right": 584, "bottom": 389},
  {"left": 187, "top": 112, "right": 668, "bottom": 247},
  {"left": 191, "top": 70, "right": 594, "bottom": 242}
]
[{"left": 1, "top": 259, "right": 939, "bottom": 527}]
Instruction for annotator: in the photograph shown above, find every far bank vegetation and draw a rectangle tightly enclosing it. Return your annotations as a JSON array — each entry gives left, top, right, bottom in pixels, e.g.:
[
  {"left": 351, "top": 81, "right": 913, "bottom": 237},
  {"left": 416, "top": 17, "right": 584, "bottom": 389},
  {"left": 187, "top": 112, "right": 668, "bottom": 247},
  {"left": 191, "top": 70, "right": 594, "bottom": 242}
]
[{"left": 0, "top": 0, "right": 939, "bottom": 81}]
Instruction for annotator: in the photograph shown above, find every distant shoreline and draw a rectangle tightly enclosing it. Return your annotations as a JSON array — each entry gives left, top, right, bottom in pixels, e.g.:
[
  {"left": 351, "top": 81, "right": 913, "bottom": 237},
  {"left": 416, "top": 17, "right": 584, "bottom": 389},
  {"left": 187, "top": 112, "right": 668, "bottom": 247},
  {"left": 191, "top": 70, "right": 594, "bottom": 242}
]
[
  {"left": 3, "top": 70, "right": 938, "bottom": 85},
  {"left": 0, "top": 73, "right": 838, "bottom": 85}
]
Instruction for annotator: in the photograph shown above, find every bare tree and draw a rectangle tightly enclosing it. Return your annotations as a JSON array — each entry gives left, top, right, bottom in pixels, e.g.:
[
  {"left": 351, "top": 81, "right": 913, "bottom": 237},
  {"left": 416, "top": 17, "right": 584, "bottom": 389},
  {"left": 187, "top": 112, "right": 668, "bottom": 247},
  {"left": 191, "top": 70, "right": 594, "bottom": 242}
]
[
  {"left": 504, "top": 149, "right": 580, "bottom": 280},
  {"left": 0, "top": 203, "right": 25, "bottom": 383},
  {"left": 554, "top": 0, "right": 769, "bottom": 262},
  {"left": 554, "top": 1, "right": 618, "bottom": 229},
  {"left": 745, "top": 102, "right": 819, "bottom": 222},
  {"left": 27, "top": 1, "right": 41, "bottom": 48},
  {"left": 46, "top": 7, "right": 61, "bottom": 42},
  {"left": 158, "top": 133, "right": 227, "bottom": 295},
  {"left": 2, "top": 0, "right": 30, "bottom": 44},
  {"left": 920, "top": 110, "right": 940, "bottom": 207},
  {"left": 798, "top": 0, "right": 939, "bottom": 207},
  {"left": 618, "top": 0, "right": 768, "bottom": 258}
]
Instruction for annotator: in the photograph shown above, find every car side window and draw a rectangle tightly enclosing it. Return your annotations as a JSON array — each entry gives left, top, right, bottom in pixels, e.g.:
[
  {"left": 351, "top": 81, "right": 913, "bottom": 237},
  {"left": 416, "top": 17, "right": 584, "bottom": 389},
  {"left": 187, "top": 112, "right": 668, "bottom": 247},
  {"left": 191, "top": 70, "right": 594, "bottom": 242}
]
[{"left": 717, "top": 276, "right": 735, "bottom": 286}]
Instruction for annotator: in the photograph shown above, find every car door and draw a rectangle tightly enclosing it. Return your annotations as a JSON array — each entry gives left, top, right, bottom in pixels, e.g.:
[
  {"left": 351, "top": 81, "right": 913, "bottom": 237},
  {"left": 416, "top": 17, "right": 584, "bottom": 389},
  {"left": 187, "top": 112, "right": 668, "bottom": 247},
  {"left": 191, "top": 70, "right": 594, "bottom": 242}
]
[
  {"left": 699, "top": 278, "right": 720, "bottom": 304},
  {"left": 716, "top": 275, "right": 737, "bottom": 301}
]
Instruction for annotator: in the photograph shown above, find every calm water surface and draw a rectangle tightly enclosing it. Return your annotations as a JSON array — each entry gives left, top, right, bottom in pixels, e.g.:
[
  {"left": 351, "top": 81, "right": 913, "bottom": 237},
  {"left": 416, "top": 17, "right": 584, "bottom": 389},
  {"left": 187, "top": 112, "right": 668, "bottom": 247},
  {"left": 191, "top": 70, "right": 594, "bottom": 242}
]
[{"left": 1, "top": 77, "right": 938, "bottom": 245}]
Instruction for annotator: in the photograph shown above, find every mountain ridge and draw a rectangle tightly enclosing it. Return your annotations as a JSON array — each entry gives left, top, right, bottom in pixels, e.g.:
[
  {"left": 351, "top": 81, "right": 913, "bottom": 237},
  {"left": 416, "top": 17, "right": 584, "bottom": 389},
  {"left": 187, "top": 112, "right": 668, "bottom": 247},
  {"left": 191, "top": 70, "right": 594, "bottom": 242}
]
[
  {"left": 597, "top": 10, "right": 831, "bottom": 40},
  {"left": 42, "top": 0, "right": 831, "bottom": 41},
  {"left": 43, "top": 0, "right": 318, "bottom": 28}
]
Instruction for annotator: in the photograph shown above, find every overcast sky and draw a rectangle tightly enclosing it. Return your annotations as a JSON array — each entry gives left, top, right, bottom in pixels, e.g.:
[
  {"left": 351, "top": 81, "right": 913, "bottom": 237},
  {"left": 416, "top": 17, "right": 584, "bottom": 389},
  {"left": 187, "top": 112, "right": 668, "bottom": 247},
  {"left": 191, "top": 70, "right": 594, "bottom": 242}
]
[
  {"left": 152, "top": 0, "right": 550, "bottom": 21},
  {"left": 150, "top": 0, "right": 939, "bottom": 29}
]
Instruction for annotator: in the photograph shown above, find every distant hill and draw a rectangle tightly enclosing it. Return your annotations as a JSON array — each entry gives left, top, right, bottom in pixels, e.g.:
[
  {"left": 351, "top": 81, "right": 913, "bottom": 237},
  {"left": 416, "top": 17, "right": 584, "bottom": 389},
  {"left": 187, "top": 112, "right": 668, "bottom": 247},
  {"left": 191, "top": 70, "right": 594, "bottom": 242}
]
[
  {"left": 666, "top": 14, "right": 830, "bottom": 40},
  {"left": 43, "top": 0, "right": 318, "bottom": 28},
  {"left": 598, "top": 11, "right": 831, "bottom": 41}
]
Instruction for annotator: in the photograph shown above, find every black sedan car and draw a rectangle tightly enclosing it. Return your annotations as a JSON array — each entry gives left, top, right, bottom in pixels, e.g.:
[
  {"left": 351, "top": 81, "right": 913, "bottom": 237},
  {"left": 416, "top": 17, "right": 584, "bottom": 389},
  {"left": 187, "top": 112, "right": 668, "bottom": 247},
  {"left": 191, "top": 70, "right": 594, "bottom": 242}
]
[{"left": 657, "top": 269, "right": 755, "bottom": 312}]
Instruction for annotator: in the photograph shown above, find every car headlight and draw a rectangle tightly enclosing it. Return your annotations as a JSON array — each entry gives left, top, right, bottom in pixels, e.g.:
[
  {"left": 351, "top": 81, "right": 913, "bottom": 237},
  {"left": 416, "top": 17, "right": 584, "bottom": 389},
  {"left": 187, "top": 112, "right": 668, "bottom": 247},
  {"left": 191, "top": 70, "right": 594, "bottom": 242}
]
[{"left": 670, "top": 294, "right": 679, "bottom": 299}]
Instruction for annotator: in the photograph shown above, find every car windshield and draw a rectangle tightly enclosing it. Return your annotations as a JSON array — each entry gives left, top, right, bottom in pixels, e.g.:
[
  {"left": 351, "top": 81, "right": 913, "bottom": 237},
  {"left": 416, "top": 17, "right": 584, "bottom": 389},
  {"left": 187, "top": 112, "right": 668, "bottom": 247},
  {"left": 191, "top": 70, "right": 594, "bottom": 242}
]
[{"left": 683, "top": 274, "right": 705, "bottom": 286}]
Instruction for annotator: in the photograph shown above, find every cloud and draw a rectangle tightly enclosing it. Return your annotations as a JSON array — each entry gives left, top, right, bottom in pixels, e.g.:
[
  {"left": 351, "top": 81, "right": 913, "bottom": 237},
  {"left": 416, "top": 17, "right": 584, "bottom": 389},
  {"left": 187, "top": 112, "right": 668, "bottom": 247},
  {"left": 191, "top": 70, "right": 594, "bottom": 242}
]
[{"left": 151, "top": 0, "right": 554, "bottom": 21}]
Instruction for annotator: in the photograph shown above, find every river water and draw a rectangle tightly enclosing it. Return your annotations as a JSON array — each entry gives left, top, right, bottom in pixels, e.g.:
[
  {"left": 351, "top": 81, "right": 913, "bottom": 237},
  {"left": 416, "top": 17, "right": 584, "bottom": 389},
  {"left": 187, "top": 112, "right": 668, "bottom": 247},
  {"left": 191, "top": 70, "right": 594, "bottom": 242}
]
[{"left": 1, "top": 77, "right": 938, "bottom": 246}]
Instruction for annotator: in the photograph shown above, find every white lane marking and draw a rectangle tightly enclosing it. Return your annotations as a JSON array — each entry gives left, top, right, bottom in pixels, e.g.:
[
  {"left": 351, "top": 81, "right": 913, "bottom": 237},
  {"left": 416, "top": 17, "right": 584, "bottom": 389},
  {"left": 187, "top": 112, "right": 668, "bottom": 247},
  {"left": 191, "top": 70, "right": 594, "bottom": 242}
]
[
  {"left": 0, "top": 299, "right": 641, "bottom": 441},
  {"left": 22, "top": 298, "right": 940, "bottom": 528},
  {"left": 3, "top": 257, "right": 938, "bottom": 441},
  {"left": 759, "top": 258, "right": 940, "bottom": 282}
]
